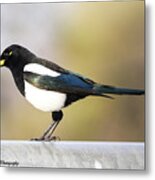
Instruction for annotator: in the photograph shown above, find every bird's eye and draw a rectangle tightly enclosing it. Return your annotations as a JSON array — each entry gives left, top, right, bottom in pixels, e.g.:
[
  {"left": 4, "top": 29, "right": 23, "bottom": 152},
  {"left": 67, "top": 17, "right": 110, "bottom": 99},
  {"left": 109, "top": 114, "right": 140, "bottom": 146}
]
[
  {"left": 3, "top": 51, "right": 13, "bottom": 57},
  {"left": 9, "top": 51, "right": 13, "bottom": 56}
]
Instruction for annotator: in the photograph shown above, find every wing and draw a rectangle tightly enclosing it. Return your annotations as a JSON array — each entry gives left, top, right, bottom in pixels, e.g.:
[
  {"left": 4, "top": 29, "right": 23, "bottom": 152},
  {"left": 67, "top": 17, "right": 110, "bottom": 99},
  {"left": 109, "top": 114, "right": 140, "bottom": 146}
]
[
  {"left": 33, "top": 58, "right": 69, "bottom": 74},
  {"left": 32, "top": 57, "right": 96, "bottom": 85},
  {"left": 24, "top": 71, "right": 96, "bottom": 96}
]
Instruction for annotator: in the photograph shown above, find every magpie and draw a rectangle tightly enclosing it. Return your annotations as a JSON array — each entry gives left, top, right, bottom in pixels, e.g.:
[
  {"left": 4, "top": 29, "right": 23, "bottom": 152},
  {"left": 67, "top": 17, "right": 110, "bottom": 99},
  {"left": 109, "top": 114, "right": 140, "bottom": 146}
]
[{"left": 0, "top": 44, "right": 144, "bottom": 141}]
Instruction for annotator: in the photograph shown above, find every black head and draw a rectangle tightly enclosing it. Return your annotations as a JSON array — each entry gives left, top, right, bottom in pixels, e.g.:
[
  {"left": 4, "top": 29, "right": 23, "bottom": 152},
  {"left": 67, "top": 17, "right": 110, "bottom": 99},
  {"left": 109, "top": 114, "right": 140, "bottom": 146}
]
[{"left": 0, "top": 44, "right": 36, "bottom": 69}]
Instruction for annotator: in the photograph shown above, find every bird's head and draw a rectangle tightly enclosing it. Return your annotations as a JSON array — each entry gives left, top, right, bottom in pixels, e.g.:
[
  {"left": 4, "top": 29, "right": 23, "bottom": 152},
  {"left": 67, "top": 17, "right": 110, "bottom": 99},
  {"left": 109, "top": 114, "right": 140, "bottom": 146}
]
[{"left": 0, "top": 44, "right": 36, "bottom": 69}]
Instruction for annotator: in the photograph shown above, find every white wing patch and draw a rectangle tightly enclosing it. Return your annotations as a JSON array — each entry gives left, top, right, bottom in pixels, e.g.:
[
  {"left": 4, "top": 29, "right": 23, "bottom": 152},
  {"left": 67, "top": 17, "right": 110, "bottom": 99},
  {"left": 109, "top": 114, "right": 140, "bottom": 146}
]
[
  {"left": 24, "top": 63, "right": 60, "bottom": 77},
  {"left": 25, "top": 81, "right": 66, "bottom": 112}
]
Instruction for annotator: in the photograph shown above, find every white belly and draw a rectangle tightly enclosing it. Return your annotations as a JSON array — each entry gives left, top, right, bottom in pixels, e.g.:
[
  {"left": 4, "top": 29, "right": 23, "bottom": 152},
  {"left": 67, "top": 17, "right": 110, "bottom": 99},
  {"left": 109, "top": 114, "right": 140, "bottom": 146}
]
[{"left": 24, "top": 81, "right": 66, "bottom": 112}]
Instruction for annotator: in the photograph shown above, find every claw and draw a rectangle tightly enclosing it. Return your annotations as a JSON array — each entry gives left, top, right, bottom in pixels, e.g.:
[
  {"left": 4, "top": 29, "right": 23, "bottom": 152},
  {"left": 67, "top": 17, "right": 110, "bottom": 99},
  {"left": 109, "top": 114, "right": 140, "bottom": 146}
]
[
  {"left": 30, "top": 136, "right": 61, "bottom": 141},
  {"left": 46, "top": 136, "right": 61, "bottom": 141},
  {"left": 30, "top": 137, "right": 45, "bottom": 141}
]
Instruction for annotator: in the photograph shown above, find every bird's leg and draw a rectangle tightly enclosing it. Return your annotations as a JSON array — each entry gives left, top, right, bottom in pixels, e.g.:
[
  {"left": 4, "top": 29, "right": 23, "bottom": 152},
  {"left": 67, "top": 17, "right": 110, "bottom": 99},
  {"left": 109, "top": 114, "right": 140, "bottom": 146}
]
[
  {"left": 46, "top": 121, "right": 61, "bottom": 141},
  {"left": 46, "top": 111, "right": 63, "bottom": 141},
  {"left": 31, "top": 111, "right": 63, "bottom": 141},
  {"left": 31, "top": 121, "right": 56, "bottom": 141}
]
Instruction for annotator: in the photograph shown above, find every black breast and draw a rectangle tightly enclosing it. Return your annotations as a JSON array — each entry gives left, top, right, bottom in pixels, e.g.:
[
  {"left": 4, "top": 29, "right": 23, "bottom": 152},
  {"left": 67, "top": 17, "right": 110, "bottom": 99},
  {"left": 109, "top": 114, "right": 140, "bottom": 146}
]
[{"left": 11, "top": 67, "right": 25, "bottom": 96}]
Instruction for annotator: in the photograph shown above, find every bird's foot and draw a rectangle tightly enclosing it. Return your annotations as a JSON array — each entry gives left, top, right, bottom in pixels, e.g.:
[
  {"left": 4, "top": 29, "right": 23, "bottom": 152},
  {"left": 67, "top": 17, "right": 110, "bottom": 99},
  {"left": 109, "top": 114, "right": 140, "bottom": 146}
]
[
  {"left": 46, "top": 135, "right": 61, "bottom": 141},
  {"left": 30, "top": 137, "right": 45, "bottom": 141},
  {"left": 30, "top": 136, "right": 61, "bottom": 141}
]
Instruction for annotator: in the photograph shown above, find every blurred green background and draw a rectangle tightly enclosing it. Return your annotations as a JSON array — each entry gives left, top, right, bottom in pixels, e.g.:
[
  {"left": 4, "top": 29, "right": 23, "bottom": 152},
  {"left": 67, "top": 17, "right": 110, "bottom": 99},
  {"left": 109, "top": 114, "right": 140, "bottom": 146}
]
[{"left": 1, "top": 1, "right": 144, "bottom": 141}]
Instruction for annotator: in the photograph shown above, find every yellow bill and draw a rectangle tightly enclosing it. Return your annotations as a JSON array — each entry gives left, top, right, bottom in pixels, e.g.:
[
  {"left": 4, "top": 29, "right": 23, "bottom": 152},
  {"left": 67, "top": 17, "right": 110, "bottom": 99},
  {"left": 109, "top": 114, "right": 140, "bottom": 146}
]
[{"left": 0, "top": 59, "right": 5, "bottom": 66}]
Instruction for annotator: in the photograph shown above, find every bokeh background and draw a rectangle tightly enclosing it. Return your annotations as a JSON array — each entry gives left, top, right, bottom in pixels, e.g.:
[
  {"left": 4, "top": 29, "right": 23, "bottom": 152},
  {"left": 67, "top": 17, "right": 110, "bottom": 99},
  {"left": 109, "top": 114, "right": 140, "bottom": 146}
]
[{"left": 1, "top": 1, "right": 144, "bottom": 141}]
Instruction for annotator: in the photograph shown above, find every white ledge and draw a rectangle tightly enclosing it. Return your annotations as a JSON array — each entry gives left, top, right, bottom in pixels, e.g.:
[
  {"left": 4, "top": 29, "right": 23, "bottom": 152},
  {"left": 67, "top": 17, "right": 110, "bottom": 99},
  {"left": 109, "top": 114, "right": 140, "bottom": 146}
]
[{"left": 0, "top": 141, "right": 144, "bottom": 170}]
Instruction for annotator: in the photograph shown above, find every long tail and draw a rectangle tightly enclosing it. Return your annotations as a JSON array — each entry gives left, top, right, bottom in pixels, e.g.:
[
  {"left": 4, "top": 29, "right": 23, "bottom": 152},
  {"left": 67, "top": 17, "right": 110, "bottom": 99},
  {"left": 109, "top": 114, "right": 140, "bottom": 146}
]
[{"left": 93, "top": 84, "right": 145, "bottom": 98}]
